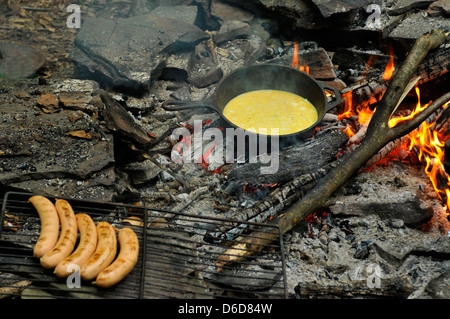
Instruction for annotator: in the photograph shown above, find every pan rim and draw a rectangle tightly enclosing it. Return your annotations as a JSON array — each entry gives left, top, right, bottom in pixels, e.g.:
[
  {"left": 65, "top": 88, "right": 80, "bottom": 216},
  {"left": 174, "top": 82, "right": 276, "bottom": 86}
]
[{"left": 214, "top": 63, "right": 331, "bottom": 139}]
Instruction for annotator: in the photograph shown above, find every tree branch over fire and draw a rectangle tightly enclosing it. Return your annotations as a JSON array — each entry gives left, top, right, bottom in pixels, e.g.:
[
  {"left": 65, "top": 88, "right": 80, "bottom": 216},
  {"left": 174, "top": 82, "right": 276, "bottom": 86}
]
[{"left": 217, "top": 30, "right": 450, "bottom": 271}]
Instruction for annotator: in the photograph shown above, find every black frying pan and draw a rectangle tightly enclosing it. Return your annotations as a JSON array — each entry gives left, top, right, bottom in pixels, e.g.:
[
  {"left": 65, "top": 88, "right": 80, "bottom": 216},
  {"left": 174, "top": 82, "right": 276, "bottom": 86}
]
[{"left": 163, "top": 63, "right": 341, "bottom": 143}]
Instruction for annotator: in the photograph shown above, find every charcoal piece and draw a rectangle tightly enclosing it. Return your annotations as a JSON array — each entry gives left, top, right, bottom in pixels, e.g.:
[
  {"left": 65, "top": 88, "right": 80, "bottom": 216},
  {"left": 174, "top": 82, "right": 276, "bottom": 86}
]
[
  {"left": 271, "top": 48, "right": 337, "bottom": 80},
  {"left": 328, "top": 166, "right": 435, "bottom": 227},
  {"left": 332, "top": 48, "right": 393, "bottom": 73},
  {"left": 353, "top": 240, "right": 373, "bottom": 259},
  {"left": 226, "top": 128, "right": 349, "bottom": 186}
]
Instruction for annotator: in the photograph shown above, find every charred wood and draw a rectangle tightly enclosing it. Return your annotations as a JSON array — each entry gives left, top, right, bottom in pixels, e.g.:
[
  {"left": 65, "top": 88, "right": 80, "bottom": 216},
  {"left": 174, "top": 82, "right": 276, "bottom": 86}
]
[
  {"left": 226, "top": 128, "right": 348, "bottom": 186},
  {"left": 294, "top": 276, "right": 414, "bottom": 299},
  {"left": 338, "top": 38, "right": 450, "bottom": 113}
]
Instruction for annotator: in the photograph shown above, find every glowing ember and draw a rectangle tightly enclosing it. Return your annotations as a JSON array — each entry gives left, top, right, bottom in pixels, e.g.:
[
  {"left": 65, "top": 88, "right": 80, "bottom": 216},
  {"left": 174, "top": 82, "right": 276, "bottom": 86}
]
[{"left": 171, "top": 120, "right": 224, "bottom": 174}]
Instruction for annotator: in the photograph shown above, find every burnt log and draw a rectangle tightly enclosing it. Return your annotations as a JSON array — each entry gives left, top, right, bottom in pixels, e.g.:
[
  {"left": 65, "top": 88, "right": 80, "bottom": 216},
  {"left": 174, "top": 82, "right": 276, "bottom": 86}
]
[
  {"left": 337, "top": 37, "right": 450, "bottom": 113},
  {"left": 226, "top": 128, "right": 348, "bottom": 186},
  {"left": 295, "top": 276, "right": 414, "bottom": 299}
]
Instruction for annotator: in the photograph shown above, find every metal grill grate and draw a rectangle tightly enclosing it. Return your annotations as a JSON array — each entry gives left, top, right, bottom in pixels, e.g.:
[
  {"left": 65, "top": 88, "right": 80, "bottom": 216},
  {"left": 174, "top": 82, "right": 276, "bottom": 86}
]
[{"left": 0, "top": 192, "right": 287, "bottom": 299}]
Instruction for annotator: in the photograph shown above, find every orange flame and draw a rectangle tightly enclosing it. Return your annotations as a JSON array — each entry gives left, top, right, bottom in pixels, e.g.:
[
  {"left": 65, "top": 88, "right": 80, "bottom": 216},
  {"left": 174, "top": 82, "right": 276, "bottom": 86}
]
[
  {"left": 390, "top": 87, "right": 450, "bottom": 213},
  {"left": 382, "top": 45, "right": 395, "bottom": 81},
  {"left": 338, "top": 90, "right": 376, "bottom": 125},
  {"left": 343, "top": 124, "right": 355, "bottom": 138},
  {"left": 388, "top": 87, "right": 429, "bottom": 128},
  {"left": 292, "top": 42, "right": 299, "bottom": 69},
  {"left": 292, "top": 42, "right": 310, "bottom": 74}
]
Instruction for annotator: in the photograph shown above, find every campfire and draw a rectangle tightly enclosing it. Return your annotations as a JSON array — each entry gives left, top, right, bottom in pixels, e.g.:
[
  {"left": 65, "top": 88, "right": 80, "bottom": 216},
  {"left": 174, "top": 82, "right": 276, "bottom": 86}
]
[{"left": 1, "top": 0, "right": 450, "bottom": 299}]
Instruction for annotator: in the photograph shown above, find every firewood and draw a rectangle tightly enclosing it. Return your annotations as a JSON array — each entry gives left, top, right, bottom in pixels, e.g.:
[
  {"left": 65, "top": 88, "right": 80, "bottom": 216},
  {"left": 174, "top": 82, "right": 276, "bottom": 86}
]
[
  {"left": 216, "top": 30, "right": 450, "bottom": 270},
  {"left": 339, "top": 38, "right": 449, "bottom": 113},
  {"left": 226, "top": 128, "right": 348, "bottom": 186}
]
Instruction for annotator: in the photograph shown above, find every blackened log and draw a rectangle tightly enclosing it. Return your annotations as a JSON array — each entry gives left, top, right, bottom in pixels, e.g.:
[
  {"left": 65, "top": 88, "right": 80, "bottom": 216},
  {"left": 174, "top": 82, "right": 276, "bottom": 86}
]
[
  {"left": 295, "top": 276, "right": 414, "bottom": 299},
  {"left": 226, "top": 128, "right": 348, "bottom": 186},
  {"left": 339, "top": 38, "right": 450, "bottom": 112}
]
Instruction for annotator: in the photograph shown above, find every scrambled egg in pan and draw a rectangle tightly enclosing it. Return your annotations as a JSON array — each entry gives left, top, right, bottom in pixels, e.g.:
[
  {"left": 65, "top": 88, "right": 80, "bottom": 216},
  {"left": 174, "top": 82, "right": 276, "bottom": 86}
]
[{"left": 223, "top": 90, "right": 318, "bottom": 135}]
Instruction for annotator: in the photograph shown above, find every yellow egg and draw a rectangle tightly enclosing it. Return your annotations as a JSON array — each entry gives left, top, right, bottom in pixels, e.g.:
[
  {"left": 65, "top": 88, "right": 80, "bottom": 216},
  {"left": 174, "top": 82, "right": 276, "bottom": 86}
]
[{"left": 223, "top": 90, "right": 318, "bottom": 135}]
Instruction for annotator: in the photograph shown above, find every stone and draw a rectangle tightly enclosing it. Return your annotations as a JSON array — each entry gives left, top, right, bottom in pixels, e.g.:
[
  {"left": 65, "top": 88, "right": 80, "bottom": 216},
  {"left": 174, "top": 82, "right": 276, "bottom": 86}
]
[
  {"left": 59, "top": 92, "right": 94, "bottom": 111},
  {"left": 226, "top": 0, "right": 352, "bottom": 30},
  {"left": 210, "top": 0, "right": 254, "bottom": 24},
  {"left": 122, "top": 159, "right": 161, "bottom": 185},
  {"left": 0, "top": 43, "right": 45, "bottom": 79},
  {"left": 387, "top": 0, "right": 435, "bottom": 15},
  {"left": 328, "top": 164, "right": 434, "bottom": 227},
  {"left": 389, "top": 11, "right": 450, "bottom": 41},
  {"left": 309, "top": 0, "right": 375, "bottom": 18},
  {"left": 425, "top": 268, "right": 450, "bottom": 298},
  {"left": 215, "top": 20, "right": 251, "bottom": 44},
  {"left": 94, "top": 90, "right": 153, "bottom": 146},
  {"left": 428, "top": 0, "right": 450, "bottom": 16},
  {"left": 71, "top": 15, "right": 209, "bottom": 95},
  {"left": 37, "top": 94, "right": 59, "bottom": 108}
]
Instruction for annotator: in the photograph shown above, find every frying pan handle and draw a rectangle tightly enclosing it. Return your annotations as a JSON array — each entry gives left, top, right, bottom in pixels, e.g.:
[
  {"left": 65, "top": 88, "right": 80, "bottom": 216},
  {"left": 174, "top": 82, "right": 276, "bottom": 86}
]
[
  {"left": 162, "top": 100, "right": 219, "bottom": 114},
  {"left": 319, "top": 84, "right": 342, "bottom": 112}
]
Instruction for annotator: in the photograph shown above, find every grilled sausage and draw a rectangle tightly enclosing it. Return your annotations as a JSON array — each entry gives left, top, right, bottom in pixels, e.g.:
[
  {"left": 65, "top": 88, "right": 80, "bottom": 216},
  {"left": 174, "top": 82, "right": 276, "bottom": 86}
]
[
  {"left": 80, "top": 221, "right": 117, "bottom": 281},
  {"left": 40, "top": 199, "right": 78, "bottom": 269},
  {"left": 54, "top": 213, "right": 98, "bottom": 278},
  {"left": 94, "top": 227, "right": 139, "bottom": 288},
  {"left": 29, "top": 196, "right": 60, "bottom": 258}
]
